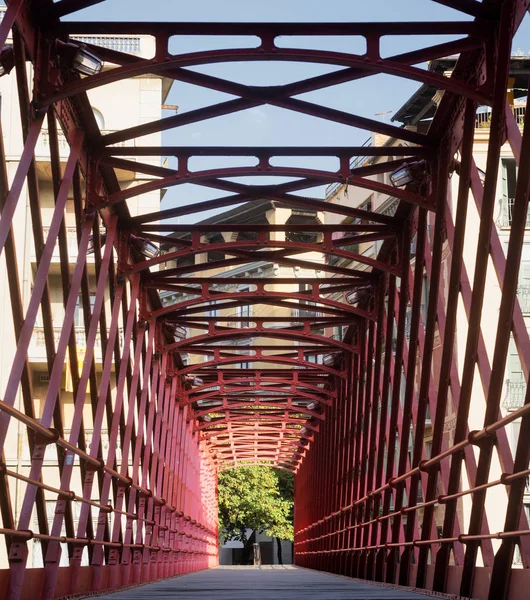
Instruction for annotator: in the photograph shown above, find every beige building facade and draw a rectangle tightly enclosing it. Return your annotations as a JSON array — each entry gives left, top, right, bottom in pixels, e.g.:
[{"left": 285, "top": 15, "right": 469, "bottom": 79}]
[
  {"left": 0, "top": 8, "right": 171, "bottom": 567},
  {"left": 324, "top": 57, "right": 530, "bottom": 565}
]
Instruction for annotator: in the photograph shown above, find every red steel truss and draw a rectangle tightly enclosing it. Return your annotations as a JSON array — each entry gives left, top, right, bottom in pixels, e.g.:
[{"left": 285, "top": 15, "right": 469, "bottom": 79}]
[{"left": 0, "top": 0, "right": 529, "bottom": 599}]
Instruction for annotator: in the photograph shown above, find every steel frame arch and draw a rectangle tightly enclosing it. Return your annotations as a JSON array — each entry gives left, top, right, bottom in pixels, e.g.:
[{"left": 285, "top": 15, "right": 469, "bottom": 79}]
[{"left": 0, "top": 1, "right": 529, "bottom": 599}]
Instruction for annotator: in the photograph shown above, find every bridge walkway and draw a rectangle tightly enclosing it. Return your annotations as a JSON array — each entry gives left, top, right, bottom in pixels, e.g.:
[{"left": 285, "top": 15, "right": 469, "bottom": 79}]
[{"left": 95, "top": 565, "right": 436, "bottom": 599}]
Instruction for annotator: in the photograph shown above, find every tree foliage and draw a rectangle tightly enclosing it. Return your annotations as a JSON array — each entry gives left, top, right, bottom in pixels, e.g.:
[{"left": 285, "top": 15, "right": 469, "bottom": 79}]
[{"left": 218, "top": 466, "right": 294, "bottom": 544}]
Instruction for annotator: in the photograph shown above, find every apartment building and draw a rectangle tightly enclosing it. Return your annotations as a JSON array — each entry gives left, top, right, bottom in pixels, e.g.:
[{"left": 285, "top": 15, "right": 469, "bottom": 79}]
[
  {"left": 0, "top": 7, "right": 172, "bottom": 567},
  {"left": 324, "top": 55, "right": 530, "bottom": 564}
]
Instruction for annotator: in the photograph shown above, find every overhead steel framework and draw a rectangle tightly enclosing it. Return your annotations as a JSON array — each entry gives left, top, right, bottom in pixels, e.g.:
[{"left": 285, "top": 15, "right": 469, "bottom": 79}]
[{"left": 0, "top": 0, "right": 529, "bottom": 599}]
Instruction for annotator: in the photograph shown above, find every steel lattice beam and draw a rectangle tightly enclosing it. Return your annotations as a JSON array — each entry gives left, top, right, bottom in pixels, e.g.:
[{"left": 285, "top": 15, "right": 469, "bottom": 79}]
[{"left": 0, "top": 0, "right": 529, "bottom": 598}]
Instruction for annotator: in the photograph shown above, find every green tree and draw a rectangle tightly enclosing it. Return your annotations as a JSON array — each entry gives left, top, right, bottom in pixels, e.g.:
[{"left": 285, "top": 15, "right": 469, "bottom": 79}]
[{"left": 218, "top": 466, "right": 294, "bottom": 564}]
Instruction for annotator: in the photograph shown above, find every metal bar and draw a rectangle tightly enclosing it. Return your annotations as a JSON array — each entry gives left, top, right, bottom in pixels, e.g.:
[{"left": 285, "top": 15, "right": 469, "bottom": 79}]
[
  {"left": 6, "top": 131, "right": 84, "bottom": 600},
  {"left": 474, "top": 69, "right": 530, "bottom": 600},
  {"left": 0, "top": 89, "right": 40, "bottom": 559},
  {"left": 389, "top": 209, "right": 426, "bottom": 584},
  {"left": 46, "top": 0, "right": 105, "bottom": 19},
  {"left": 105, "top": 146, "right": 428, "bottom": 158},
  {"left": 0, "top": 0, "right": 22, "bottom": 48},
  {"left": 437, "top": 4, "right": 515, "bottom": 595},
  {"left": 0, "top": 131, "right": 83, "bottom": 449},
  {"left": 0, "top": 115, "right": 43, "bottom": 257}
]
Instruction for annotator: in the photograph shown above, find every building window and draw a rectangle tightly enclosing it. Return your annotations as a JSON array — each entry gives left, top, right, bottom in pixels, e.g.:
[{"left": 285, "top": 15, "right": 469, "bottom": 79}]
[
  {"left": 207, "top": 234, "right": 225, "bottom": 262},
  {"left": 421, "top": 275, "right": 429, "bottom": 324},
  {"left": 503, "top": 336, "right": 525, "bottom": 411},
  {"left": 295, "top": 283, "right": 319, "bottom": 319},
  {"left": 361, "top": 199, "right": 373, "bottom": 212},
  {"left": 74, "top": 295, "right": 96, "bottom": 327},
  {"left": 207, "top": 301, "right": 218, "bottom": 320},
  {"left": 235, "top": 286, "right": 251, "bottom": 328},
  {"left": 518, "top": 258, "right": 530, "bottom": 315},
  {"left": 498, "top": 158, "right": 530, "bottom": 227},
  {"left": 502, "top": 158, "right": 517, "bottom": 209}
]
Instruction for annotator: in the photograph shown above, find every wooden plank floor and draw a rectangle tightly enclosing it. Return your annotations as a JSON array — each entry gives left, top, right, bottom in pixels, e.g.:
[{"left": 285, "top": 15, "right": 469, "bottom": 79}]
[{"left": 95, "top": 566, "right": 433, "bottom": 599}]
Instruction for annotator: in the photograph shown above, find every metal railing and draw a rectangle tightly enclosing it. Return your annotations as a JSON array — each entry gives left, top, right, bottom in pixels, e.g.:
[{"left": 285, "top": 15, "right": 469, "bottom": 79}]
[
  {"left": 293, "top": 307, "right": 321, "bottom": 320},
  {"left": 63, "top": 429, "right": 123, "bottom": 460},
  {"left": 517, "top": 285, "right": 530, "bottom": 315},
  {"left": 325, "top": 137, "right": 372, "bottom": 199},
  {"left": 0, "top": 9, "right": 141, "bottom": 54},
  {"left": 502, "top": 379, "right": 527, "bottom": 411},
  {"left": 476, "top": 104, "right": 526, "bottom": 128},
  {"left": 398, "top": 305, "right": 426, "bottom": 346},
  {"left": 30, "top": 327, "right": 124, "bottom": 362},
  {"left": 71, "top": 35, "right": 142, "bottom": 55},
  {"left": 37, "top": 129, "right": 132, "bottom": 156},
  {"left": 32, "top": 227, "right": 94, "bottom": 262},
  {"left": 497, "top": 197, "right": 530, "bottom": 229},
  {"left": 42, "top": 226, "right": 80, "bottom": 259}
]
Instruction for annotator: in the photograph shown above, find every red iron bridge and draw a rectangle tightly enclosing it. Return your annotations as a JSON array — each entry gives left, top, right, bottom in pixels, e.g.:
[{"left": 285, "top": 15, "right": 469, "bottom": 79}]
[{"left": 0, "top": 1, "right": 529, "bottom": 599}]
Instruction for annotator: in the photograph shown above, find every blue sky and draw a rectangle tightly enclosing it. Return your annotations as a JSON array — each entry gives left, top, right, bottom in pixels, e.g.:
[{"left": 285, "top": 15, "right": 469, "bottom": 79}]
[{"left": 11, "top": 2, "right": 530, "bottom": 221}]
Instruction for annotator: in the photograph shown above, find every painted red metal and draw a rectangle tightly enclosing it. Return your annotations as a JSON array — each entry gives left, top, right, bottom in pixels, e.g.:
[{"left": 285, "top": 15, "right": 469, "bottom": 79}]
[{"left": 0, "top": 0, "right": 529, "bottom": 598}]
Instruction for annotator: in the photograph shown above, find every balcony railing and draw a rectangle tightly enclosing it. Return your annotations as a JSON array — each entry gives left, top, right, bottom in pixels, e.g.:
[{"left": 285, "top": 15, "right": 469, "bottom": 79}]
[
  {"left": 0, "top": 8, "right": 142, "bottom": 58},
  {"left": 502, "top": 379, "right": 527, "bottom": 411},
  {"left": 29, "top": 327, "right": 124, "bottom": 363},
  {"left": 392, "top": 305, "right": 426, "bottom": 351},
  {"left": 292, "top": 307, "right": 321, "bottom": 323},
  {"left": 31, "top": 227, "right": 93, "bottom": 262},
  {"left": 497, "top": 197, "right": 530, "bottom": 229},
  {"left": 323, "top": 104, "right": 526, "bottom": 200},
  {"left": 63, "top": 429, "right": 128, "bottom": 464},
  {"left": 517, "top": 285, "right": 530, "bottom": 315},
  {"left": 325, "top": 137, "right": 372, "bottom": 199},
  {"left": 476, "top": 104, "right": 526, "bottom": 129},
  {"left": 71, "top": 35, "right": 142, "bottom": 55},
  {"left": 36, "top": 129, "right": 133, "bottom": 159}
]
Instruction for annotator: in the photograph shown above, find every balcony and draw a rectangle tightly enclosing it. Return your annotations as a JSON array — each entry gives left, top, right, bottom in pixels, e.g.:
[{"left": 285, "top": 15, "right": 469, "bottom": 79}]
[
  {"left": 71, "top": 35, "right": 142, "bottom": 55},
  {"left": 502, "top": 379, "right": 527, "bottom": 411},
  {"left": 325, "top": 137, "right": 372, "bottom": 199},
  {"left": 30, "top": 227, "right": 97, "bottom": 265},
  {"left": 517, "top": 285, "right": 530, "bottom": 315},
  {"left": 497, "top": 197, "right": 530, "bottom": 229},
  {"left": 476, "top": 104, "right": 526, "bottom": 129},
  {"left": 62, "top": 429, "right": 134, "bottom": 465},
  {"left": 35, "top": 129, "right": 134, "bottom": 162},
  {"left": 292, "top": 307, "right": 321, "bottom": 326},
  {"left": 28, "top": 327, "right": 124, "bottom": 364},
  {"left": 404, "top": 305, "right": 426, "bottom": 341}
]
